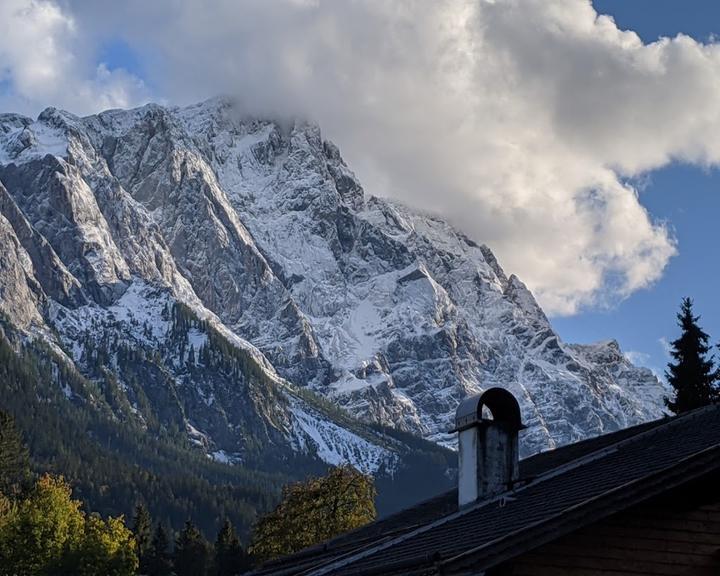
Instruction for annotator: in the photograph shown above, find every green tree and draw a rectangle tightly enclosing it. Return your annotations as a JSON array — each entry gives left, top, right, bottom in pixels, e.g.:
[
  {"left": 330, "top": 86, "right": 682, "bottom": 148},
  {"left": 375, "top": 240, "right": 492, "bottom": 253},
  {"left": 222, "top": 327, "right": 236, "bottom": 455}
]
[
  {"left": 215, "top": 519, "right": 246, "bottom": 576},
  {"left": 0, "top": 410, "right": 30, "bottom": 496},
  {"left": 0, "top": 474, "right": 137, "bottom": 576},
  {"left": 249, "top": 465, "right": 376, "bottom": 562},
  {"left": 0, "top": 474, "right": 85, "bottom": 574},
  {"left": 133, "top": 503, "right": 153, "bottom": 573},
  {"left": 146, "top": 523, "right": 173, "bottom": 576},
  {"left": 174, "top": 520, "right": 212, "bottom": 576},
  {"left": 0, "top": 492, "right": 12, "bottom": 565},
  {"left": 665, "top": 298, "right": 719, "bottom": 414},
  {"left": 74, "top": 513, "right": 138, "bottom": 576}
]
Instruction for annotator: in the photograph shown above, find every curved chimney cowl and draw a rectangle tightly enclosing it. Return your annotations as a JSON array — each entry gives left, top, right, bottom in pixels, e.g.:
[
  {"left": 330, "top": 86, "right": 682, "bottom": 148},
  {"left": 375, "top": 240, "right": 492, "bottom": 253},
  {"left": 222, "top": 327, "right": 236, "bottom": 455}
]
[{"left": 451, "top": 388, "right": 525, "bottom": 507}]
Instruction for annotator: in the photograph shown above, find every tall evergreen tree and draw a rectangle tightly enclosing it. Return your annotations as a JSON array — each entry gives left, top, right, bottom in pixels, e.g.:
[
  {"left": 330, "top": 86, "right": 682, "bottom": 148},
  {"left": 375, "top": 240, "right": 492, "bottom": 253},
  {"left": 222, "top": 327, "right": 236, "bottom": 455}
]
[
  {"left": 146, "top": 524, "right": 173, "bottom": 576},
  {"left": 665, "top": 297, "right": 719, "bottom": 414},
  {"left": 174, "top": 520, "right": 212, "bottom": 576},
  {"left": 215, "top": 519, "right": 246, "bottom": 576},
  {"left": 132, "top": 503, "right": 153, "bottom": 573},
  {"left": 0, "top": 410, "right": 30, "bottom": 496}
]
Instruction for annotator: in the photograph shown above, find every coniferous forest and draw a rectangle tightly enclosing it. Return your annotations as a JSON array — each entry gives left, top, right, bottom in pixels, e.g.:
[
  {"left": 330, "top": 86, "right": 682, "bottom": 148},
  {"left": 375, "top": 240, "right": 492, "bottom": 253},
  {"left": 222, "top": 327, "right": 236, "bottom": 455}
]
[
  {"left": 3, "top": 294, "right": 720, "bottom": 574},
  {"left": 0, "top": 320, "right": 288, "bottom": 540},
  {"left": 0, "top": 401, "right": 378, "bottom": 574},
  {"left": 0, "top": 308, "right": 455, "bottom": 574}
]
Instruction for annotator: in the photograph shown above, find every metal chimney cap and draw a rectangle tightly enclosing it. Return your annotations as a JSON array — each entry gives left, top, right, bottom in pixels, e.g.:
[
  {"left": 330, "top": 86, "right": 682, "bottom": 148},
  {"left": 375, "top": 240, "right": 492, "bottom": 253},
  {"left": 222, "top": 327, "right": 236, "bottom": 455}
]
[{"left": 449, "top": 387, "right": 524, "bottom": 433}]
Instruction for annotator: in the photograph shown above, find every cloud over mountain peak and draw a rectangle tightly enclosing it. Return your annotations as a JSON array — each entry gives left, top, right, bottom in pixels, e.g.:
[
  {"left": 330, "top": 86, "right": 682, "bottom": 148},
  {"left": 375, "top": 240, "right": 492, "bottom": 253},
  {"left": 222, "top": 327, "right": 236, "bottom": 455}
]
[{"left": 6, "top": 1, "right": 720, "bottom": 314}]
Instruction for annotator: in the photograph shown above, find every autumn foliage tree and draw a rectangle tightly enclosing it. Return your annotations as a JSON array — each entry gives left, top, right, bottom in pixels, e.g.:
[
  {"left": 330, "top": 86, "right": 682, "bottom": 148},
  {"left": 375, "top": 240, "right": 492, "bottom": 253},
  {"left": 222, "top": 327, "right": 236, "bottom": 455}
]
[
  {"left": 75, "top": 513, "right": 138, "bottom": 576},
  {"left": 0, "top": 474, "right": 137, "bottom": 576},
  {"left": 0, "top": 475, "right": 85, "bottom": 575},
  {"left": 0, "top": 413, "right": 137, "bottom": 575},
  {"left": 249, "top": 465, "right": 376, "bottom": 562}
]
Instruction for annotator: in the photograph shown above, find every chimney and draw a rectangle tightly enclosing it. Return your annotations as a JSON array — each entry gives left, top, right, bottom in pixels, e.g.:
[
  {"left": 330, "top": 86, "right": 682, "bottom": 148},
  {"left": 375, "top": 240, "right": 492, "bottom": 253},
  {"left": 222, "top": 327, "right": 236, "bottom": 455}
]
[{"left": 450, "top": 388, "right": 524, "bottom": 507}]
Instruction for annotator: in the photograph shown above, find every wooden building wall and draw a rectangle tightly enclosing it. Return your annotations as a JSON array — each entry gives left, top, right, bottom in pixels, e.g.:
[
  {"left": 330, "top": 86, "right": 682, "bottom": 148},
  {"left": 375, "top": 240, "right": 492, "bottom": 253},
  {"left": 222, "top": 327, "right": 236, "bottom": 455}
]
[{"left": 496, "top": 480, "right": 720, "bottom": 576}]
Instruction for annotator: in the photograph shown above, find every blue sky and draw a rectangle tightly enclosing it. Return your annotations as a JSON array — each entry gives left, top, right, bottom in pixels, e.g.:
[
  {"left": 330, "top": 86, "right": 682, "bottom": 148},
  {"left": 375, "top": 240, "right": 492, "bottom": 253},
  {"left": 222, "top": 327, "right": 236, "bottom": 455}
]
[
  {"left": 555, "top": 0, "right": 720, "bottom": 377},
  {"left": 98, "top": 38, "right": 144, "bottom": 80}
]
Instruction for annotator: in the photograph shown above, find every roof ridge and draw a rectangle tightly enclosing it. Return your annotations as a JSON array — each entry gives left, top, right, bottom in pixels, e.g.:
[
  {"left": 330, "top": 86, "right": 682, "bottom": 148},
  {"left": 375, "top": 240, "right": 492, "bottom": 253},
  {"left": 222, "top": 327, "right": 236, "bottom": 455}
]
[
  {"left": 524, "top": 404, "right": 717, "bottom": 485},
  {"left": 304, "top": 404, "right": 720, "bottom": 576},
  {"left": 282, "top": 409, "right": 688, "bottom": 567},
  {"left": 293, "top": 408, "right": 668, "bottom": 563}
]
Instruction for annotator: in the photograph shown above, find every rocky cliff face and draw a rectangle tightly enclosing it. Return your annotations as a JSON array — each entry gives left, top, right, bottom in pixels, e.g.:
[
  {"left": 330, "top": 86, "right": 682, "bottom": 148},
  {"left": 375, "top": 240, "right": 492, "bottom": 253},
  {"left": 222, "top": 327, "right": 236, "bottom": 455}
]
[{"left": 0, "top": 98, "right": 667, "bottom": 463}]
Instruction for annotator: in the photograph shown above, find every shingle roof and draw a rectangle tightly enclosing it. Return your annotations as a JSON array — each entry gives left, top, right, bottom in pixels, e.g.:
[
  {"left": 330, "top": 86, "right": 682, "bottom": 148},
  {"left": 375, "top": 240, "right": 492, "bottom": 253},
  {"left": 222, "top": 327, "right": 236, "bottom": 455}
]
[{"left": 251, "top": 405, "right": 720, "bottom": 576}]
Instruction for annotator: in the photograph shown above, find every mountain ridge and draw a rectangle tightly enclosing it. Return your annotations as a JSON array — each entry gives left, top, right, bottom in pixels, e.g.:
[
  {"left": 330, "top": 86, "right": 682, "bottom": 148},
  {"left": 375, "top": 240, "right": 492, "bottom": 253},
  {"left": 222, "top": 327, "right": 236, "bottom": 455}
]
[{"left": 0, "top": 98, "right": 667, "bottom": 468}]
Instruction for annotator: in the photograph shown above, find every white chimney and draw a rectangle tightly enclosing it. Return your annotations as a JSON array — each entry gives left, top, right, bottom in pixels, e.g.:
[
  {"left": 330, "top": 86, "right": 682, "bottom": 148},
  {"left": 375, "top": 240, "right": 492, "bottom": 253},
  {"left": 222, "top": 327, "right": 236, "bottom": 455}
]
[{"left": 450, "top": 388, "right": 524, "bottom": 507}]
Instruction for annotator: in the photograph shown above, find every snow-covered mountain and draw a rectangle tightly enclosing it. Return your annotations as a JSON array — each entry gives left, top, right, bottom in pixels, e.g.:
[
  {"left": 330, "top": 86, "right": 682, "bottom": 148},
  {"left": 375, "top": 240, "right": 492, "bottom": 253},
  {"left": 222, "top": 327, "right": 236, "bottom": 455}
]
[{"left": 0, "top": 97, "right": 666, "bottom": 465}]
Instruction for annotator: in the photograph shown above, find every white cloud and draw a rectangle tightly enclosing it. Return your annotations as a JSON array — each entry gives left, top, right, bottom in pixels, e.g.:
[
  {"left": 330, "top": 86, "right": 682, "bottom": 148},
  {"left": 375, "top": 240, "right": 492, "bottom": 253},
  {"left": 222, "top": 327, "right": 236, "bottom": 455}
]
[
  {"left": 624, "top": 350, "right": 650, "bottom": 366},
  {"left": 659, "top": 336, "right": 673, "bottom": 359},
  {"left": 624, "top": 349, "right": 665, "bottom": 381},
  {"left": 0, "top": 0, "right": 149, "bottom": 116},
  {"left": 8, "top": 0, "right": 720, "bottom": 315}
]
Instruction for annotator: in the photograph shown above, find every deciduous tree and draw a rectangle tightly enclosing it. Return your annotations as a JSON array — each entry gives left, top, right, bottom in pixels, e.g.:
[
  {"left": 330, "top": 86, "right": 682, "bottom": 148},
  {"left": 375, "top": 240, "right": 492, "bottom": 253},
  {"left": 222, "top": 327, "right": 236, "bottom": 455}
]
[
  {"left": 249, "top": 465, "right": 376, "bottom": 562},
  {"left": 0, "top": 474, "right": 137, "bottom": 576},
  {"left": 75, "top": 513, "right": 138, "bottom": 576},
  {"left": 0, "top": 474, "right": 85, "bottom": 574}
]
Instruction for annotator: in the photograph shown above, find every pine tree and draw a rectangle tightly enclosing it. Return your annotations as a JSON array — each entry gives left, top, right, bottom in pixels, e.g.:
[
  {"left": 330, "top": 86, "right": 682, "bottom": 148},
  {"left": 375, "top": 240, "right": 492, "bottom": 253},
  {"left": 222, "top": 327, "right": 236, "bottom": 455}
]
[
  {"left": 665, "top": 297, "right": 719, "bottom": 414},
  {"left": 0, "top": 410, "right": 30, "bottom": 496},
  {"left": 132, "top": 503, "right": 153, "bottom": 573},
  {"left": 146, "top": 524, "right": 173, "bottom": 576},
  {"left": 174, "top": 520, "right": 212, "bottom": 576},
  {"left": 215, "top": 519, "right": 246, "bottom": 576}
]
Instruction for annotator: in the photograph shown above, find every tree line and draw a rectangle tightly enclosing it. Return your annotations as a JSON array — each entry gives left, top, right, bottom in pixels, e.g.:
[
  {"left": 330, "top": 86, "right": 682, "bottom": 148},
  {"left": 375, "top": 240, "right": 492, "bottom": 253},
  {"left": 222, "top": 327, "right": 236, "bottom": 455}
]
[
  {"left": 0, "top": 410, "right": 251, "bottom": 575},
  {"left": 1, "top": 408, "right": 377, "bottom": 574},
  {"left": 3, "top": 295, "right": 714, "bottom": 573},
  {"left": 0, "top": 308, "right": 451, "bottom": 571},
  {"left": 131, "top": 503, "right": 249, "bottom": 576},
  {"left": 0, "top": 322, "right": 290, "bottom": 540}
]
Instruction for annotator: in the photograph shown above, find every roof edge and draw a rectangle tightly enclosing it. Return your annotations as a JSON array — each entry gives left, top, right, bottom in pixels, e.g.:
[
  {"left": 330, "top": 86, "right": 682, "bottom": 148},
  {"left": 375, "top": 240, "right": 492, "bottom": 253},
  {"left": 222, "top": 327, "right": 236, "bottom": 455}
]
[
  {"left": 301, "top": 405, "right": 719, "bottom": 576},
  {"left": 444, "top": 443, "right": 720, "bottom": 573}
]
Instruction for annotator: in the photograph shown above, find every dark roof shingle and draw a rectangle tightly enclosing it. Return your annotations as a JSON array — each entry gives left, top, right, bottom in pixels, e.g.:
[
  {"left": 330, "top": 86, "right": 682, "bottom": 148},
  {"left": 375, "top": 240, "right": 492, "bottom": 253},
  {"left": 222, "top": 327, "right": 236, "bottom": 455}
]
[{"left": 252, "top": 405, "right": 720, "bottom": 576}]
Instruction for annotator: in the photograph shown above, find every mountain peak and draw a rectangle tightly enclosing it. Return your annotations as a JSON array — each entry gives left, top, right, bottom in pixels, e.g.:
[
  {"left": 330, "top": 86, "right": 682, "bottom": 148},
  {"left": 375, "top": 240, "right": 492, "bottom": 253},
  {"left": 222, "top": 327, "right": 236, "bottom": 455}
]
[{"left": 0, "top": 97, "right": 667, "bottom": 459}]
